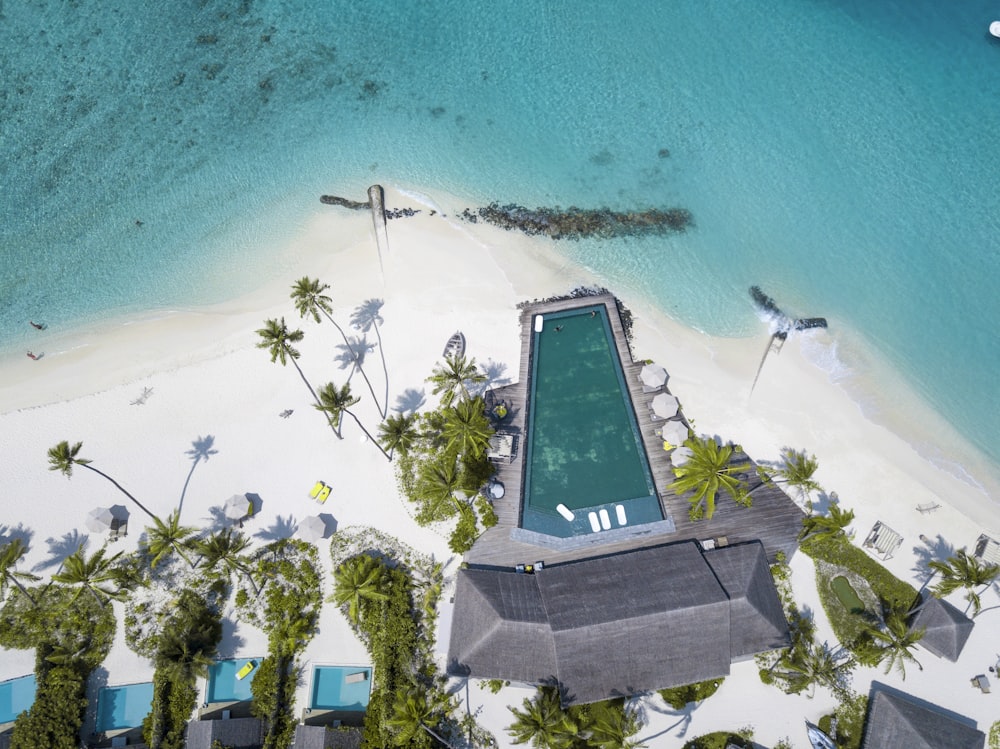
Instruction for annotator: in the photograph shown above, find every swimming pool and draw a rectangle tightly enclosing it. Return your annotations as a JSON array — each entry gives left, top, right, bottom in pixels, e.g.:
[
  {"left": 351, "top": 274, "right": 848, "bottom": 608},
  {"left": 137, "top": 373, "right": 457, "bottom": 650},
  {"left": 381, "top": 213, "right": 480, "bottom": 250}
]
[
  {"left": 309, "top": 666, "right": 373, "bottom": 712},
  {"left": 95, "top": 682, "right": 154, "bottom": 732},
  {"left": 206, "top": 658, "right": 258, "bottom": 703},
  {"left": 521, "top": 304, "right": 662, "bottom": 537},
  {"left": 0, "top": 674, "right": 35, "bottom": 724}
]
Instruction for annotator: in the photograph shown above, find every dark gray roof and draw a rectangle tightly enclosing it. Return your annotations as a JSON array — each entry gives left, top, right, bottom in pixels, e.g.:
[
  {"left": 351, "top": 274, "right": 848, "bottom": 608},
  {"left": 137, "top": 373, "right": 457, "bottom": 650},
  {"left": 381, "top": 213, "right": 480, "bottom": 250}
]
[
  {"left": 185, "top": 717, "right": 265, "bottom": 749},
  {"left": 910, "top": 593, "right": 974, "bottom": 662},
  {"left": 862, "top": 690, "right": 985, "bottom": 749},
  {"left": 294, "top": 724, "right": 363, "bottom": 749},
  {"left": 704, "top": 544, "right": 790, "bottom": 659},
  {"left": 448, "top": 540, "right": 788, "bottom": 704}
]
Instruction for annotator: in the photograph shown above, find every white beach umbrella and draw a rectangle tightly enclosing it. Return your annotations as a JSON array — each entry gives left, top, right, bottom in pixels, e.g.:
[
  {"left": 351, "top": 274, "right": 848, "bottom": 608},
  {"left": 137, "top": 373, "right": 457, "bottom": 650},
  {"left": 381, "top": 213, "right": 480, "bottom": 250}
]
[
  {"left": 224, "top": 493, "right": 252, "bottom": 521},
  {"left": 650, "top": 393, "right": 679, "bottom": 419},
  {"left": 661, "top": 420, "right": 689, "bottom": 449},
  {"left": 85, "top": 506, "right": 114, "bottom": 532},
  {"left": 295, "top": 515, "right": 327, "bottom": 543},
  {"left": 639, "top": 363, "right": 668, "bottom": 389},
  {"left": 670, "top": 446, "right": 693, "bottom": 467}
]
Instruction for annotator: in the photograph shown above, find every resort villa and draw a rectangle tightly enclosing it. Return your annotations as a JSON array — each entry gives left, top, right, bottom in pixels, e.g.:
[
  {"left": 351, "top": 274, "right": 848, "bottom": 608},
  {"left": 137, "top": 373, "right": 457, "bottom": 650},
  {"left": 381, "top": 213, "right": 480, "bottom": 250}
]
[{"left": 447, "top": 293, "right": 807, "bottom": 704}]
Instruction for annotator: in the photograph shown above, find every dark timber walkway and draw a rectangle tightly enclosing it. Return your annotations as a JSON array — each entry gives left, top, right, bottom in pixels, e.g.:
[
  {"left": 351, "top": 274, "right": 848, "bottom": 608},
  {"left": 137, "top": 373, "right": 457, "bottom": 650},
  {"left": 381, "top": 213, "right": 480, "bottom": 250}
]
[{"left": 467, "top": 293, "right": 805, "bottom": 570}]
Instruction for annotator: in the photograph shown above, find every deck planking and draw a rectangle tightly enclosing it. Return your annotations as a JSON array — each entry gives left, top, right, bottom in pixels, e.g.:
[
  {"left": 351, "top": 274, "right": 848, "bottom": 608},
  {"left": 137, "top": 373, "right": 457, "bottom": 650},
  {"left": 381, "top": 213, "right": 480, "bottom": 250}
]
[{"left": 467, "top": 293, "right": 805, "bottom": 570}]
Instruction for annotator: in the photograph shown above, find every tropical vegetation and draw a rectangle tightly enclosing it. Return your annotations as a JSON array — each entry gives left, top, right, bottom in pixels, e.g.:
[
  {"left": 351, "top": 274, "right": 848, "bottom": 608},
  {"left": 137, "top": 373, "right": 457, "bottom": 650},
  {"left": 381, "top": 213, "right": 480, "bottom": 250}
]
[
  {"left": 505, "top": 687, "right": 647, "bottom": 749},
  {"left": 670, "top": 434, "right": 752, "bottom": 520},
  {"left": 929, "top": 548, "right": 1000, "bottom": 617}
]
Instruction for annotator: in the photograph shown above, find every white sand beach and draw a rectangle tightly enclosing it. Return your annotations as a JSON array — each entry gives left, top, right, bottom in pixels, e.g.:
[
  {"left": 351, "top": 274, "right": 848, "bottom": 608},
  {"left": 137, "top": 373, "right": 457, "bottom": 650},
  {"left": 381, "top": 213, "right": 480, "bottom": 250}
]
[{"left": 2, "top": 186, "right": 998, "bottom": 746}]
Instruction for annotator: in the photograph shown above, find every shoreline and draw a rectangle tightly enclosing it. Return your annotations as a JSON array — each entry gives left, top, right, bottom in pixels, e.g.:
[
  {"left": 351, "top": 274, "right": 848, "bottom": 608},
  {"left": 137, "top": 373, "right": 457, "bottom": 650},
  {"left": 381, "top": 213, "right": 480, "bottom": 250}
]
[{"left": 2, "top": 185, "right": 999, "bottom": 745}]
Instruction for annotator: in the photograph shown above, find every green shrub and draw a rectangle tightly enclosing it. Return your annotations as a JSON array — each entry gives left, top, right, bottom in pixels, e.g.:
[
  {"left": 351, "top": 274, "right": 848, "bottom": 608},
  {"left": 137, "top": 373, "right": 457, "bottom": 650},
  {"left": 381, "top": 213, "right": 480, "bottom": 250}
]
[
  {"left": 659, "top": 678, "right": 724, "bottom": 709},
  {"left": 448, "top": 506, "right": 480, "bottom": 554},
  {"left": 682, "top": 732, "right": 752, "bottom": 749},
  {"left": 11, "top": 661, "right": 88, "bottom": 749},
  {"left": 818, "top": 691, "right": 868, "bottom": 749}
]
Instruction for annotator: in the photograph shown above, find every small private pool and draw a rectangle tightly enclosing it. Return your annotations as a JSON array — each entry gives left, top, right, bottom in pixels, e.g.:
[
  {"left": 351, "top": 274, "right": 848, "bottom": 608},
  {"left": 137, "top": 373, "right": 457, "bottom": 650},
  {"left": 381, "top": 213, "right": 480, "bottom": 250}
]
[
  {"left": 521, "top": 304, "right": 662, "bottom": 537},
  {"left": 309, "top": 666, "right": 373, "bottom": 712},
  {"left": 0, "top": 674, "right": 36, "bottom": 725},
  {"left": 95, "top": 682, "right": 154, "bottom": 732},
  {"left": 831, "top": 575, "right": 866, "bottom": 613},
  {"left": 206, "top": 658, "right": 259, "bottom": 703}
]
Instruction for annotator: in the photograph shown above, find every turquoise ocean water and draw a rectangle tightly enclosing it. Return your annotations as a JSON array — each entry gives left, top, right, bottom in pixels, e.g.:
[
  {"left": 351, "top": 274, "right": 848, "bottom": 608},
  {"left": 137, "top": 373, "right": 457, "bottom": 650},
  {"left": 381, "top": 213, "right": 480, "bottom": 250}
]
[{"left": 2, "top": 1, "right": 999, "bottom": 475}]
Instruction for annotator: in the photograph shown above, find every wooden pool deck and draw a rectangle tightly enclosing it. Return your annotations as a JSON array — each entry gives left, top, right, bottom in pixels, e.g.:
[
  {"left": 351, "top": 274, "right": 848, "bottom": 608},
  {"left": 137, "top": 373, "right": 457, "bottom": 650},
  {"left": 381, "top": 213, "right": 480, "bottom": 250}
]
[{"left": 467, "top": 293, "right": 805, "bottom": 569}]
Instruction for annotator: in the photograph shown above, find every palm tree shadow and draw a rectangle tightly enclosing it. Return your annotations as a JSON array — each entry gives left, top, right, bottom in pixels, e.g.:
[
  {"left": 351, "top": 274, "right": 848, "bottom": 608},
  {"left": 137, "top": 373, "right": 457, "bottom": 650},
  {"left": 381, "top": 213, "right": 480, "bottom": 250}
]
[
  {"left": 0, "top": 523, "right": 34, "bottom": 547},
  {"left": 33, "top": 530, "right": 89, "bottom": 572},
  {"left": 470, "top": 359, "right": 512, "bottom": 397},
  {"left": 334, "top": 335, "right": 376, "bottom": 375},
  {"left": 351, "top": 299, "right": 384, "bottom": 332},
  {"left": 178, "top": 435, "right": 218, "bottom": 518},
  {"left": 912, "top": 533, "right": 955, "bottom": 590},
  {"left": 217, "top": 616, "right": 248, "bottom": 657},
  {"left": 394, "top": 387, "right": 426, "bottom": 414},
  {"left": 254, "top": 514, "right": 297, "bottom": 542},
  {"left": 206, "top": 506, "right": 232, "bottom": 533},
  {"left": 637, "top": 700, "right": 696, "bottom": 742},
  {"left": 809, "top": 490, "right": 838, "bottom": 516}
]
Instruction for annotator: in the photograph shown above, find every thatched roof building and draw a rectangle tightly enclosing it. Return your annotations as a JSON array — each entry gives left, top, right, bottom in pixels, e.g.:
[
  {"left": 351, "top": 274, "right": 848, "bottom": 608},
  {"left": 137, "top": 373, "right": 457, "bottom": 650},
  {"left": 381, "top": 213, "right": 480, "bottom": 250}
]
[
  {"left": 861, "top": 688, "right": 985, "bottom": 749},
  {"left": 909, "top": 593, "right": 974, "bottom": 662},
  {"left": 447, "top": 540, "right": 788, "bottom": 704}
]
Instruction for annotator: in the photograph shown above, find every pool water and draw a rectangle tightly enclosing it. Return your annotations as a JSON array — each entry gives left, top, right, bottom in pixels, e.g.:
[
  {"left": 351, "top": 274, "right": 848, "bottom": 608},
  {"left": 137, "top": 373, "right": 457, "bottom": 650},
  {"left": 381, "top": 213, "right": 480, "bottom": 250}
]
[
  {"left": 309, "top": 666, "right": 373, "bottom": 712},
  {"left": 521, "top": 304, "right": 661, "bottom": 537},
  {"left": 0, "top": 674, "right": 35, "bottom": 724},
  {"left": 95, "top": 682, "right": 154, "bottom": 732},
  {"left": 831, "top": 576, "right": 866, "bottom": 614},
  {"left": 206, "top": 658, "right": 258, "bottom": 703}
]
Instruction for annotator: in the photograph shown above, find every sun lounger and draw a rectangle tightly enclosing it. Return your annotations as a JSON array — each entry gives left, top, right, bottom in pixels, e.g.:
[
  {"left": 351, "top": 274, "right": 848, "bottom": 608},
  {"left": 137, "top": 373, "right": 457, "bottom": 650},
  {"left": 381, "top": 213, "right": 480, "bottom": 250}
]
[
  {"left": 556, "top": 503, "right": 575, "bottom": 521},
  {"left": 598, "top": 508, "right": 611, "bottom": 530},
  {"left": 975, "top": 534, "right": 1000, "bottom": 565},
  {"left": 615, "top": 504, "right": 627, "bottom": 526},
  {"left": 309, "top": 481, "right": 325, "bottom": 498},
  {"left": 316, "top": 485, "right": 331, "bottom": 504},
  {"left": 236, "top": 660, "right": 257, "bottom": 680},
  {"left": 588, "top": 512, "right": 600, "bottom": 533},
  {"left": 916, "top": 502, "right": 941, "bottom": 514},
  {"left": 344, "top": 671, "right": 368, "bottom": 684}
]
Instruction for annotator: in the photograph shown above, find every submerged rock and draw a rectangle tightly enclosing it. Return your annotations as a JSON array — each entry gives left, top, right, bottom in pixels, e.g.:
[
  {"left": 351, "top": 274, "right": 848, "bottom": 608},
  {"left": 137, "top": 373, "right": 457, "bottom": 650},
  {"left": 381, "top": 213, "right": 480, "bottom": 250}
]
[
  {"left": 460, "top": 202, "right": 692, "bottom": 240},
  {"left": 319, "top": 194, "right": 369, "bottom": 211}
]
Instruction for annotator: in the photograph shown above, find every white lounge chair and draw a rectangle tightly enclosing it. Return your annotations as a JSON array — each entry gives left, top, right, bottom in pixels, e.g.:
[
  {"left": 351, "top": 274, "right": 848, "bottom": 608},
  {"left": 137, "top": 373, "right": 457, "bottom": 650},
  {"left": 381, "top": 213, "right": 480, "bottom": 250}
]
[
  {"left": 598, "top": 508, "right": 611, "bottom": 530},
  {"left": 588, "top": 512, "right": 600, "bottom": 533},
  {"left": 556, "top": 503, "right": 575, "bottom": 521},
  {"left": 614, "top": 504, "right": 627, "bottom": 525}
]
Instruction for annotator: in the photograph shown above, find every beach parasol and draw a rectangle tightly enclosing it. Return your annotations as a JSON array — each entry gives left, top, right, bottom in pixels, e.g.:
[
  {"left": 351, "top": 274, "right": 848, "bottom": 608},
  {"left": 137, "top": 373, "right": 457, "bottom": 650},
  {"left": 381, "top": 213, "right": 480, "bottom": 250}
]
[
  {"left": 295, "top": 515, "right": 327, "bottom": 542},
  {"left": 639, "top": 363, "right": 668, "bottom": 389},
  {"left": 671, "top": 445, "right": 693, "bottom": 466},
  {"left": 650, "top": 393, "right": 679, "bottom": 419},
  {"left": 224, "top": 493, "right": 252, "bottom": 521},
  {"left": 85, "top": 506, "right": 114, "bottom": 532},
  {"left": 661, "top": 420, "right": 689, "bottom": 449}
]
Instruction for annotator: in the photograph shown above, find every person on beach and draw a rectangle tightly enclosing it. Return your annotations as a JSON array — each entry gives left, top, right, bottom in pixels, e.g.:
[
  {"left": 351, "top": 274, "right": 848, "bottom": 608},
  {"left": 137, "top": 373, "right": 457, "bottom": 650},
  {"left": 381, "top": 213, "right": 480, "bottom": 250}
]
[
  {"left": 26, "top": 351, "right": 38, "bottom": 360},
  {"left": 30, "top": 321, "right": 44, "bottom": 330}
]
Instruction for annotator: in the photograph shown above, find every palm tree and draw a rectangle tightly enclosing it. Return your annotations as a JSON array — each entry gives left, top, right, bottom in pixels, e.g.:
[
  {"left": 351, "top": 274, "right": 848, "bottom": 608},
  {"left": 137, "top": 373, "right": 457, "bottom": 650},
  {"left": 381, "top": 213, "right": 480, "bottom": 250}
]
[
  {"left": 441, "top": 397, "right": 493, "bottom": 458},
  {"left": 769, "top": 642, "right": 854, "bottom": 698},
  {"left": 864, "top": 606, "right": 924, "bottom": 679},
  {"left": 378, "top": 412, "right": 420, "bottom": 459},
  {"left": 315, "top": 381, "right": 391, "bottom": 460},
  {"left": 53, "top": 544, "right": 125, "bottom": 606},
  {"left": 352, "top": 298, "right": 390, "bottom": 418},
  {"left": 929, "top": 549, "right": 1000, "bottom": 617},
  {"left": 255, "top": 317, "right": 328, "bottom": 412},
  {"left": 415, "top": 459, "right": 464, "bottom": 523},
  {"left": 290, "top": 277, "right": 384, "bottom": 417},
  {"left": 143, "top": 510, "right": 197, "bottom": 568},
  {"left": 427, "top": 354, "right": 487, "bottom": 407},
  {"left": 506, "top": 687, "right": 578, "bottom": 749},
  {"left": 587, "top": 702, "right": 646, "bottom": 749},
  {"left": 0, "top": 539, "right": 40, "bottom": 605},
  {"left": 387, "top": 686, "right": 456, "bottom": 747},
  {"left": 47, "top": 440, "right": 158, "bottom": 521},
  {"left": 669, "top": 435, "right": 751, "bottom": 520},
  {"left": 754, "top": 448, "right": 822, "bottom": 506},
  {"left": 192, "top": 529, "right": 258, "bottom": 595},
  {"left": 332, "top": 555, "right": 389, "bottom": 626},
  {"left": 799, "top": 503, "right": 855, "bottom": 543}
]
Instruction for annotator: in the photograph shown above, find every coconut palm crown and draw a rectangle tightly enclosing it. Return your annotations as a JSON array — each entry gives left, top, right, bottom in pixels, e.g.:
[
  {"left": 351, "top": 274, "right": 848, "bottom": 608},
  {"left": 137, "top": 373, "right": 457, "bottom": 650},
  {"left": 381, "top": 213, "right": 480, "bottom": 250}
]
[
  {"left": 929, "top": 549, "right": 1000, "bottom": 616},
  {"left": 669, "top": 434, "right": 751, "bottom": 520}
]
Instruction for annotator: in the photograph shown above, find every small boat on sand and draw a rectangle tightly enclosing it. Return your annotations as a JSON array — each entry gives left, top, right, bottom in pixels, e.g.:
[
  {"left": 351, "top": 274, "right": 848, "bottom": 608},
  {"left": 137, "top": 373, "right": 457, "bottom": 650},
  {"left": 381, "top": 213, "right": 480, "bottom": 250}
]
[
  {"left": 443, "top": 331, "right": 466, "bottom": 359},
  {"left": 991, "top": 20, "right": 1000, "bottom": 37}
]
